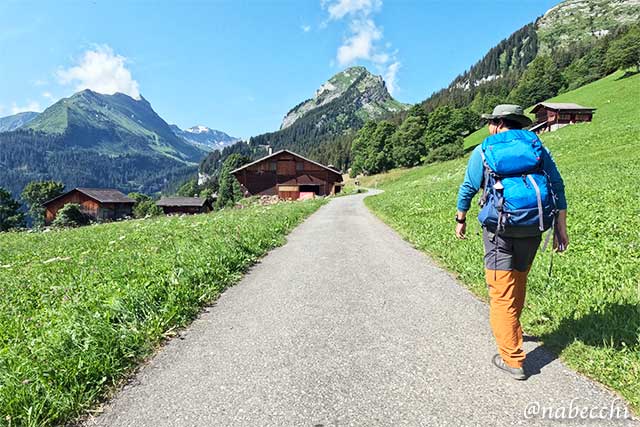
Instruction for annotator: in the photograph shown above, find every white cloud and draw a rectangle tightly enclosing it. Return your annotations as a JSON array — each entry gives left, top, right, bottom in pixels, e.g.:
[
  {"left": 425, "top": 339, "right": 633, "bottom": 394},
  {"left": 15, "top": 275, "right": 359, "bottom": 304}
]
[
  {"left": 57, "top": 45, "right": 140, "bottom": 99},
  {"left": 383, "top": 61, "right": 400, "bottom": 95},
  {"left": 326, "top": 0, "right": 381, "bottom": 20},
  {"left": 302, "top": 24, "right": 311, "bottom": 32},
  {"left": 325, "top": 0, "right": 401, "bottom": 94},
  {"left": 42, "top": 91, "right": 53, "bottom": 100},
  {"left": 11, "top": 101, "right": 42, "bottom": 114},
  {"left": 337, "top": 19, "right": 383, "bottom": 66}
]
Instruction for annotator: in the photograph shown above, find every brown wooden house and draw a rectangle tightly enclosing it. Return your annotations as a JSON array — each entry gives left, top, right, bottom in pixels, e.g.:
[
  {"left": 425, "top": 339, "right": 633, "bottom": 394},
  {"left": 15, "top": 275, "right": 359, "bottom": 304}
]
[
  {"left": 44, "top": 188, "right": 135, "bottom": 225},
  {"left": 156, "top": 197, "right": 213, "bottom": 215},
  {"left": 529, "top": 102, "right": 596, "bottom": 134},
  {"left": 231, "top": 149, "right": 343, "bottom": 200}
]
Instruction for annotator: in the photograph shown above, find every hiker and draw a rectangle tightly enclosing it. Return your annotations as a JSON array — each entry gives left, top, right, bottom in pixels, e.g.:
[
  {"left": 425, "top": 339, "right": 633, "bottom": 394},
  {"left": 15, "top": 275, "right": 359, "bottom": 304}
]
[{"left": 454, "top": 104, "right": 568, "bottom": 380}]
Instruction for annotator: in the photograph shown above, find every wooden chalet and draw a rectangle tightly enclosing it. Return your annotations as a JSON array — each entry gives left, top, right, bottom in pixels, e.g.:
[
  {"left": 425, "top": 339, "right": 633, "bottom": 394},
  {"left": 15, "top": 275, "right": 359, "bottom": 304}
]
[
  {"left": 231, "top": 149, "right": 343, "bottom": 200},
  {"left": 156, "top": 197, "right": 213, "bottom": 215},
  {"left": 44, "top": 188, "right": 134, "bottom": 225},
  {"left": 529, "top": 102, "right": 596, "bottom": 134}
]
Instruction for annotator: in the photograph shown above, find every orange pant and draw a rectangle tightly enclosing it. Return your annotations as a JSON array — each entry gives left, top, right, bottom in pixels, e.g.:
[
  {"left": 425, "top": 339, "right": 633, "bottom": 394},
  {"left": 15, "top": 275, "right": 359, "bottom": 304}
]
[{"left": 485, "top": 268, "right": 529, "bottom": 368}]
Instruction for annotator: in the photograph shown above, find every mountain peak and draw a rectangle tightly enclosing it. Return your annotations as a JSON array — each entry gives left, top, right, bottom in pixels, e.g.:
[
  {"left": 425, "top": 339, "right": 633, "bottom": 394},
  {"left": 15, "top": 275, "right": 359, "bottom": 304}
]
[
  {"left": 186, "top": 125, "right": 212, "bottom": 134},
  {"left": 23, "top": 89, "right": 204, "bottom": 163},
  {"left": 75, "top": 88, "right": 144, "bottom": 102},
  {"left": 280, "top": 66, "right": 403, "bottom": 129},
  {"left": 171, "top": 125, "right": 239, "bottom": 151}
]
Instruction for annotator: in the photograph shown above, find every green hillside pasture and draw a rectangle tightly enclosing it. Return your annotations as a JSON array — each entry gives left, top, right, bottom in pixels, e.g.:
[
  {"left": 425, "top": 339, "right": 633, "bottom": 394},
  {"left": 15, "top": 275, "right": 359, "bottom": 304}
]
[
  {"left": 364, "top": 71, "right": 640, "bottom": 410},
  {"left": 464, "top": 126, "right": 489, "bottom": 149},
  {"left": 0, "top": 199, "right": 325, "bottom": 427}
]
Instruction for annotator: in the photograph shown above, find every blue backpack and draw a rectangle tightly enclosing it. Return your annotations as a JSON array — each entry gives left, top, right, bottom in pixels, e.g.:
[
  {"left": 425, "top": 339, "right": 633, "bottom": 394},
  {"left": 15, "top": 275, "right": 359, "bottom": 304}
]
[{"left": 477, "top": 130, "right": 558, "bottom": 237}]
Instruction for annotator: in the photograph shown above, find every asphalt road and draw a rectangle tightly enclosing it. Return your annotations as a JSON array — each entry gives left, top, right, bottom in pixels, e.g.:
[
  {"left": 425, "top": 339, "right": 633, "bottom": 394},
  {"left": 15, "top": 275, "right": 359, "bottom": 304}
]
[{"left": 90, "top": 192, "right": 637, "bottom": 427}]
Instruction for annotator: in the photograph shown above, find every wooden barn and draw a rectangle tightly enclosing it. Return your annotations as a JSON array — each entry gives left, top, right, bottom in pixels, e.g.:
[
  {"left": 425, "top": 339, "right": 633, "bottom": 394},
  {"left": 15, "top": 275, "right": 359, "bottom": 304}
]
[
  {"left": 44, "top": 188, "right": 134, "bottom": 225},
  {"left": 231, "top": 149, "right": 343, "bottom": 200},
  {"left": 529, "top": 102, "right": 596, "bottom": 134},
  {"left": 156, "top": 197, "right": 213, "bottom": 215}
]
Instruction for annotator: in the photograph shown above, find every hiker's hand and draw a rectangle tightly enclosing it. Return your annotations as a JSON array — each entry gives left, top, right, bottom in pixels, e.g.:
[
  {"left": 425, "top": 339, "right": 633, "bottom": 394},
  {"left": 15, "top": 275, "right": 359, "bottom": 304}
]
[
  {"left": 455, "top": 222, "right": 466, "bottom": 239},
  {"left": 554, "top": 210, "right": 569, "bottom": 252},
  {"left": 554, "top": 228, "right": 569, "bottom": 252}
]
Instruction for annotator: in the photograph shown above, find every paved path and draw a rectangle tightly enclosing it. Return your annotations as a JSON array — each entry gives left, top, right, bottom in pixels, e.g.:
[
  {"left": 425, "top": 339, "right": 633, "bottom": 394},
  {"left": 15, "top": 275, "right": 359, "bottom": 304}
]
[{"left": 91, "top": 193, "right": 636, "bottom": 427}]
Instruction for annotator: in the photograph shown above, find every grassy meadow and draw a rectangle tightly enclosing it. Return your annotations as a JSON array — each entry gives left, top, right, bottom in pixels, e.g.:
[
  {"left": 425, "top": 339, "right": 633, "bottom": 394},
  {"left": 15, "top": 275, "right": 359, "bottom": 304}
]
[
  {"left": 363, "top": 71, "right": 640, "bottom": 410},
  {"left": 0, "top": 200, "right": 324, "bottom": 427}
]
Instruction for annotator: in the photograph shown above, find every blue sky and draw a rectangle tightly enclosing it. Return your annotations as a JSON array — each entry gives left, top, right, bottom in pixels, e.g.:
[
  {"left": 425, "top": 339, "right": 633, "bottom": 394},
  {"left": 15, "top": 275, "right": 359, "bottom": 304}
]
[{"left": 0, "top": 0, "right": 559, "bottom": 139}]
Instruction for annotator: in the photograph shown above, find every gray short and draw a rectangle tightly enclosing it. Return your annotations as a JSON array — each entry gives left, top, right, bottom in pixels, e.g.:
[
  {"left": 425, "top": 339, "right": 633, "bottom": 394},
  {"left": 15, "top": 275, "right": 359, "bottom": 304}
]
[{"left": 482, "top": 228, "right": 542, "bottom": 272}]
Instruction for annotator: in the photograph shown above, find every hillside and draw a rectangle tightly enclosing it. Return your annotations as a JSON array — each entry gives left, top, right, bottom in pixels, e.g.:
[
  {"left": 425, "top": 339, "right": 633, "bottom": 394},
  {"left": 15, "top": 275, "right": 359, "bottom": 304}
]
[
  {"left": 25, "top": 90, "right": 204, "bottom": 162},
  {"left": 0, "top": 90, "right": 211, "bottom": 196},
  {"left": 170, "top": 124, "right": 239, "bottom": 152},
  {"left": 0, "top": 111, "right": 38, "bottom": 132},
  {"left": 361, "top": 71, "right": 640, "bottom": 410},
  {"left": 421, "top": 0, "right": 640, "bottom": 111},
  {"left": 537, "top": 0, "right": 640, "bottom": 51}
]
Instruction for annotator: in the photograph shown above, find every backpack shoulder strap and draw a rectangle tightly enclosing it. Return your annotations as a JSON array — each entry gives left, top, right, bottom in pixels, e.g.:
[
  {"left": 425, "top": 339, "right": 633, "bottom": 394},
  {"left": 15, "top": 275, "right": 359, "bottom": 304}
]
[{"left": 478, "top": 150, "right": 494, "bottom": 207}]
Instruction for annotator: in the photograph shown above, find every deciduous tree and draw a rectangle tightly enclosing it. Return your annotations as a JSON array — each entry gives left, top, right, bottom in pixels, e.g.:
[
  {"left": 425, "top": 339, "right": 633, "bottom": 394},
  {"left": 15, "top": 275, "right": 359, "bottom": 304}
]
[
  {"left": 21, "top": 180, "right": 64, "bottom": 227},
  {"left": 605, "top": 26, "right": 640, "bottom": 72},
  {"left": 0, "top": 187, "right": 24, "bottom": 231},
  {"left": 391, "top": 106, "right": 428, "bottom": 168},
  {"left": 508, "top": 56, "right": 564, "bottom": 107}
]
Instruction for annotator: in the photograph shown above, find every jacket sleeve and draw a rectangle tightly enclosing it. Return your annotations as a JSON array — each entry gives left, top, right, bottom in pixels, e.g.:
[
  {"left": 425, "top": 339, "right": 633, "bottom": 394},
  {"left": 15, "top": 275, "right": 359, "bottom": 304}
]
[
  {"left": 541, "top": 148, "right": 567, "bottom": 210},
  {"left": 456, "top": 146, "right": 484, "bottom": 212}
]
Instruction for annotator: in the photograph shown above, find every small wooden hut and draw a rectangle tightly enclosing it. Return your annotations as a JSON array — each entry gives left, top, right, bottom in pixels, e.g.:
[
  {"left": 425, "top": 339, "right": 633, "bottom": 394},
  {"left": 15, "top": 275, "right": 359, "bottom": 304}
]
[
  {"left": 44, "top": 188, "right": 134, "bottom": 225},
  {"left": 530, "top": 102, "right": 596, "bottom": 134}
]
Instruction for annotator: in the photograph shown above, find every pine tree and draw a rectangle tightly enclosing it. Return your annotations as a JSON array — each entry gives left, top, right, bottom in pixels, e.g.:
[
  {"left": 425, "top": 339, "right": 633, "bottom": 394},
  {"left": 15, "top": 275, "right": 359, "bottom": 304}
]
[
  {"left": 216, "top": 154, "right": 249, "bottom": 208},
  {"left": 0, "top": 187, "right": 25, "bottom": 231}
]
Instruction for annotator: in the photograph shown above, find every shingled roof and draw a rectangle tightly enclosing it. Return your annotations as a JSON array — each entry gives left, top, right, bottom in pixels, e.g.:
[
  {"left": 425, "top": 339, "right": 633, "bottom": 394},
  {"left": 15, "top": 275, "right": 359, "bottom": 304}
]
[
  {"left": 156, "top": 197, "right": 209, "bottom": 207},
  {"left": 44, "top": 188, "right": 134, "bottom": 206},
  {"left": 230, "top": 149, "right": 342, "bottom": 177},
  {"left": 531, "top": 102, "right": 596, "bottom": 113}
]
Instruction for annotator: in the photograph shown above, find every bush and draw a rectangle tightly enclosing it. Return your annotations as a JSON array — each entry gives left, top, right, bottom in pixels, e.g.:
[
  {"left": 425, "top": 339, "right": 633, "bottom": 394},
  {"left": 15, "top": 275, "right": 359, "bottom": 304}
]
[
  {"left": 424, "top": 139, "right": 464, "bottom": 164},
  {"left": 52, "top": 203, "right": 91, "bottom": 228},
  {"left": 133, "top": 199, "right": 163, "bottom": 218}
]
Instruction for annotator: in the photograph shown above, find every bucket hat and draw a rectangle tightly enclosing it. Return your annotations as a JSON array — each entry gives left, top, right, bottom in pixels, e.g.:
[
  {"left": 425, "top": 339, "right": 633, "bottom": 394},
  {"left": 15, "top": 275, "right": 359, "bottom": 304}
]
[{"left": 481, "top": 104, "right": 532, "bottom": 127}]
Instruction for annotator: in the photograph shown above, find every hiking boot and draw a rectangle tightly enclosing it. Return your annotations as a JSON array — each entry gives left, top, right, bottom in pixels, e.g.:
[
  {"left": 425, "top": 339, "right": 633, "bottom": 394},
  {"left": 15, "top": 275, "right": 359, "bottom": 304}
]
[{"left": 492, "top": 354, "right": 527, "bottom": 380}]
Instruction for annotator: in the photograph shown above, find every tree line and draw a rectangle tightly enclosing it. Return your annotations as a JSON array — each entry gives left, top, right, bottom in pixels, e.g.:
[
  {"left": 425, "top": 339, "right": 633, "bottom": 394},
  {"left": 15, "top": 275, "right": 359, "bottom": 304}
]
[
  {"left": 349, "top": 24, "right": 640, "bottom": 177},
  {"left": 0, "top": 130, "right": 197, "bottom": 198},
  {"left": 350, "top": 105, "right": 480, "bottom": 177},
  {"left": 422, "top": 24, "right": 640, "bottom": 114}
]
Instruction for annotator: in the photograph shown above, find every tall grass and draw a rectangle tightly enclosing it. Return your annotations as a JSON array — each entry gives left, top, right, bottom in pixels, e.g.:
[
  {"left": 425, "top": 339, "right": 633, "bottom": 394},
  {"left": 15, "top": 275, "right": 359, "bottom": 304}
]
[
  {"left": 363, "top": 71, "right": 640, "bottom": 410},
  {"left": 0, "top": 200, "right": 324, "bottom": 427}
]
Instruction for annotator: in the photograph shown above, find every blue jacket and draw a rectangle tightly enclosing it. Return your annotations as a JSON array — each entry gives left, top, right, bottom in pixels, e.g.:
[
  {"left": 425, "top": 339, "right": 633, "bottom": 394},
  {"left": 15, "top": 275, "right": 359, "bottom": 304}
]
[{"left": 457, "top": 130, "right": 567, "bottom": 212}]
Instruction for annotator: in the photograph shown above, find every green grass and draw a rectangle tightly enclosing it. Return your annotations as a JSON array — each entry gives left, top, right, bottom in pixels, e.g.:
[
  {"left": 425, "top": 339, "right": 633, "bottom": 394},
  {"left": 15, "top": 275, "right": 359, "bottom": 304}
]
[
  {"left": 464, "top": 126, "right": 489, "bottom": 149},
  {"left": 363, "top": 71, "right": 640, "bottom": 410},
  {"left": 0, "top": 200, "right": 324, "bottom": 427}
]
